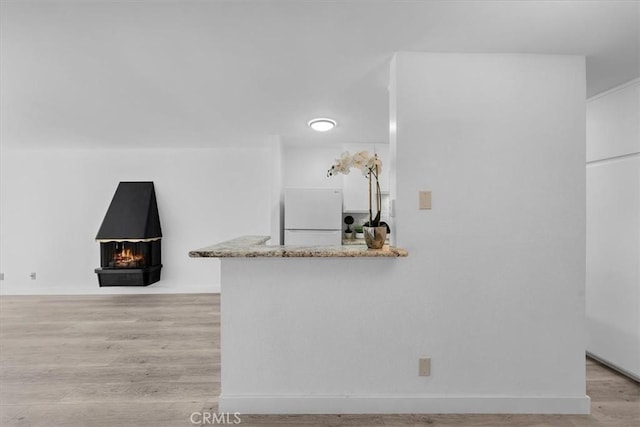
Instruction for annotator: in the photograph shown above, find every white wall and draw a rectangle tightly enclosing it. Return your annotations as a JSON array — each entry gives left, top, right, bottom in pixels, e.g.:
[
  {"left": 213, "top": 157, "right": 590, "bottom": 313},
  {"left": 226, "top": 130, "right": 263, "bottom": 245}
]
[
  {"left": 269, "top": 137, "right": 284, "bottom": 245},
  {"left": 586, "top": 79, "right": 640, "bottom": 379},
  {"left": 220, "top": 256, "right": 588, "bottom": 414},
  {"left": 0, "top": 147, "right": 271, "bottom": 295},
  {"left": 390, "top": 53, "right": 588, "bottom": 409}
]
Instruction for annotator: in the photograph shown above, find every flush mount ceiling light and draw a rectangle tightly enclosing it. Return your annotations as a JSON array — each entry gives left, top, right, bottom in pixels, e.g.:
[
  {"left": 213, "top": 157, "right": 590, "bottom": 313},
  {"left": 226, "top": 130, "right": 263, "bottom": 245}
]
[{"left": 308, "top": 118, "right": 337, "bottom": 132}]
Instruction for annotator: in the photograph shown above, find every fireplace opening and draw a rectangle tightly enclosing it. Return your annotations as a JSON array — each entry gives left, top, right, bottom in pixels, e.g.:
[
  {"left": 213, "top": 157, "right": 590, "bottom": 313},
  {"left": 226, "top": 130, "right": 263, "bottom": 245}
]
[
  {"left": 99, "top": 240, "right": 161, "bottom": 270},
  {"left": 110, "top": 243, "right": 145, "bottom": 268},
  {"left": 95, "top": 182, "right": 162, "bottom": 287}
]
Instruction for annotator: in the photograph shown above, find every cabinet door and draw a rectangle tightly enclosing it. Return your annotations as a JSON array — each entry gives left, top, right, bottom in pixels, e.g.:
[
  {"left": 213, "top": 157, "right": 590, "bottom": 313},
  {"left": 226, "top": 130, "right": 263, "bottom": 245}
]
[{"left": 285, "top": 230, "right": 342, "bottom": 246}]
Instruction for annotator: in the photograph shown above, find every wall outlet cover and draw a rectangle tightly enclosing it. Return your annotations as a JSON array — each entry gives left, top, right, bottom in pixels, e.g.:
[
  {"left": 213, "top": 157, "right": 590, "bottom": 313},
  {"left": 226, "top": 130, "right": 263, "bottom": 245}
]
[
  {"left": 419, "top": 191, "right": 432, "bottom": 210},
  {"left": 419, "top": 357, "right": 431, "bottom": 376}
]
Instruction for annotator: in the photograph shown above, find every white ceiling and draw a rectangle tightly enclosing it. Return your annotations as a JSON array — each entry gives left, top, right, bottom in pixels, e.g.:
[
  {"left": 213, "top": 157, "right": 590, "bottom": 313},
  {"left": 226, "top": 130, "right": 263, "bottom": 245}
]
[{"left": 1, "top": 0, "right": 638, "bottom": 149}]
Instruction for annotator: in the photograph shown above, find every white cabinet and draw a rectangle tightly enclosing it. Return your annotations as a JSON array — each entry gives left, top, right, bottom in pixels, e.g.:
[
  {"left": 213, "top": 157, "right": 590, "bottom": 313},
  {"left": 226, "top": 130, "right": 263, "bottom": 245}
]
[
  {"left": 341, "top": 143, "right": 389, "bottom": 212},
  {"left": 586, "top": 80, "right": 640, "bottom": 380},
  {"left": 586, "top": 157, "right": 640, "bottom": 379}
]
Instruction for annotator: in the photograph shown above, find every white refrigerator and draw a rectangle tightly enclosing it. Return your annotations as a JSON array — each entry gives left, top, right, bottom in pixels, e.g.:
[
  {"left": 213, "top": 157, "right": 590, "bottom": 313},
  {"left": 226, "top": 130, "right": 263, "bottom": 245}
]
[{"left": 284, "top": 188, "right": 343, "bottom": 246}]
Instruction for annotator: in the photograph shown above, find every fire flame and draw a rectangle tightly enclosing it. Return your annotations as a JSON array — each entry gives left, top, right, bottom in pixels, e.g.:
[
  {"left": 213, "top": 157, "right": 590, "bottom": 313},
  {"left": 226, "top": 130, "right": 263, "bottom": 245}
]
[{"left": 113, "top": 247, "right": 144, "bottom": 267}]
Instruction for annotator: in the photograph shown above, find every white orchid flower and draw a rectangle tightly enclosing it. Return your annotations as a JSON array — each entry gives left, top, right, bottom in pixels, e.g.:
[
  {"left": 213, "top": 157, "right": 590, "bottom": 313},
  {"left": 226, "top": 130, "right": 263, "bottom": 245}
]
[
  {"left": 328, "top": 151, "right": 353, "bottom": 176},
  {"left": 327, "top": 149, "right": 385, "bottom": 229},
  {"left": 371, "top": 154, "right": 382, "bottom": 175},
  {"left": 351, "top": 150, "right": 370, "bottom": 175}
]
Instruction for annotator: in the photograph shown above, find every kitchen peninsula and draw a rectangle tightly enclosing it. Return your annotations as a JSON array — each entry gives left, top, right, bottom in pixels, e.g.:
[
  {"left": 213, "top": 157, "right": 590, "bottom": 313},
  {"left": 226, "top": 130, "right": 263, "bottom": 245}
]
[
  {"left": 189, "top": 236, "right": 408, "bottom": 414},
  {"left": 189, "top": 235, "right": 408, "bottom": 258}
]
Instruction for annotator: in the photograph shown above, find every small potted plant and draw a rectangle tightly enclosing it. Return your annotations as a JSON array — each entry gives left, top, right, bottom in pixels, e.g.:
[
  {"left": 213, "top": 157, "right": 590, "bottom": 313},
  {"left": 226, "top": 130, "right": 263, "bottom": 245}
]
[
  {"left": 344, "top": 215, "right": 354, "bottom": 240},
  {"left": 354, "top": 224, "right": 364, "bottom": 239}
]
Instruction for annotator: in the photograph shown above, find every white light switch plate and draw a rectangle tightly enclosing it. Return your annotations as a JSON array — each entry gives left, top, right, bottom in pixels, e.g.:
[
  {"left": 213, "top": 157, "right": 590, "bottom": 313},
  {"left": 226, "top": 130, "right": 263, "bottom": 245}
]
[{"left": 419, "top": 191, "right": 432, "bottom": 210}]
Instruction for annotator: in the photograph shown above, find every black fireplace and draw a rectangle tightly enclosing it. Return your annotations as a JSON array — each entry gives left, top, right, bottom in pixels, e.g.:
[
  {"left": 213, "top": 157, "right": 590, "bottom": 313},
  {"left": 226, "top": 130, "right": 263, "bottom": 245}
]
[{"left": 95, "top": 182, "right": 162, "bottom": 286}]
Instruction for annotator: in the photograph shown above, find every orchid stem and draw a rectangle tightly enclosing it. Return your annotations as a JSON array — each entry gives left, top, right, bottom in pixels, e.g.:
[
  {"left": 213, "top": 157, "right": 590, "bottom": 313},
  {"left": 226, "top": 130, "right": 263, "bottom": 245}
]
[{"left": 368, "top": 170, "right": 373, "bottom": 226}]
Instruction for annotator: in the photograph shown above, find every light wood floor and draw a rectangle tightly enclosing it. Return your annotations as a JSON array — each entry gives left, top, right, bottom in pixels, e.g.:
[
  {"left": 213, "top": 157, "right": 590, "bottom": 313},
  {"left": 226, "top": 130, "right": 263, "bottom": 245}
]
[{"left": 1, "top": 294, "right": 638, "bottom": 427}]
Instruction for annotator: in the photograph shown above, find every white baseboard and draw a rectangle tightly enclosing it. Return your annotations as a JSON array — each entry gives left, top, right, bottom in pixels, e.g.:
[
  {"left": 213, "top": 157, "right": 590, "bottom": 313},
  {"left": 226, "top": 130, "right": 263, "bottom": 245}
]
[
  {"left": 0, "top": 281, "right": 220, "bottom": 295},
  {"left": 587, "top": 351, "right": 640, "bottom": 383},
  {"left": 219, "top": 394, "right": 591, "bottom": 415}
]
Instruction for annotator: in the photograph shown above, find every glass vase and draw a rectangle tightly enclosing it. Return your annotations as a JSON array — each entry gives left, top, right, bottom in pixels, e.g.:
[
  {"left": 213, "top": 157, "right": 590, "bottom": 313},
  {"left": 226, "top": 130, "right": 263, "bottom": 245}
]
[{"left": 363, "top": 226, "right": 387, "bottom": 249}]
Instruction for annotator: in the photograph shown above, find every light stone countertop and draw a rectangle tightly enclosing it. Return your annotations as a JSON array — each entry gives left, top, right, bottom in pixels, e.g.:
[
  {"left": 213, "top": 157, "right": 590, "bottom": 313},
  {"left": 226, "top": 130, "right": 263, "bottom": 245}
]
[{"left": 189, "top": 235, "right": 408, "bottom": 258}]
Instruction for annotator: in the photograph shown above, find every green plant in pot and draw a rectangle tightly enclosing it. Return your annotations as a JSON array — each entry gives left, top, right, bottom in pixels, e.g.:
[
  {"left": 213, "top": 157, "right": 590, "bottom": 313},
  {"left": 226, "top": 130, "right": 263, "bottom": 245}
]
[
  {"left": 353, "top": 224, "right": 364, "bottom": 239},
  {"left": 328, "top": 151, "right": 388, "bottom": 249}
]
